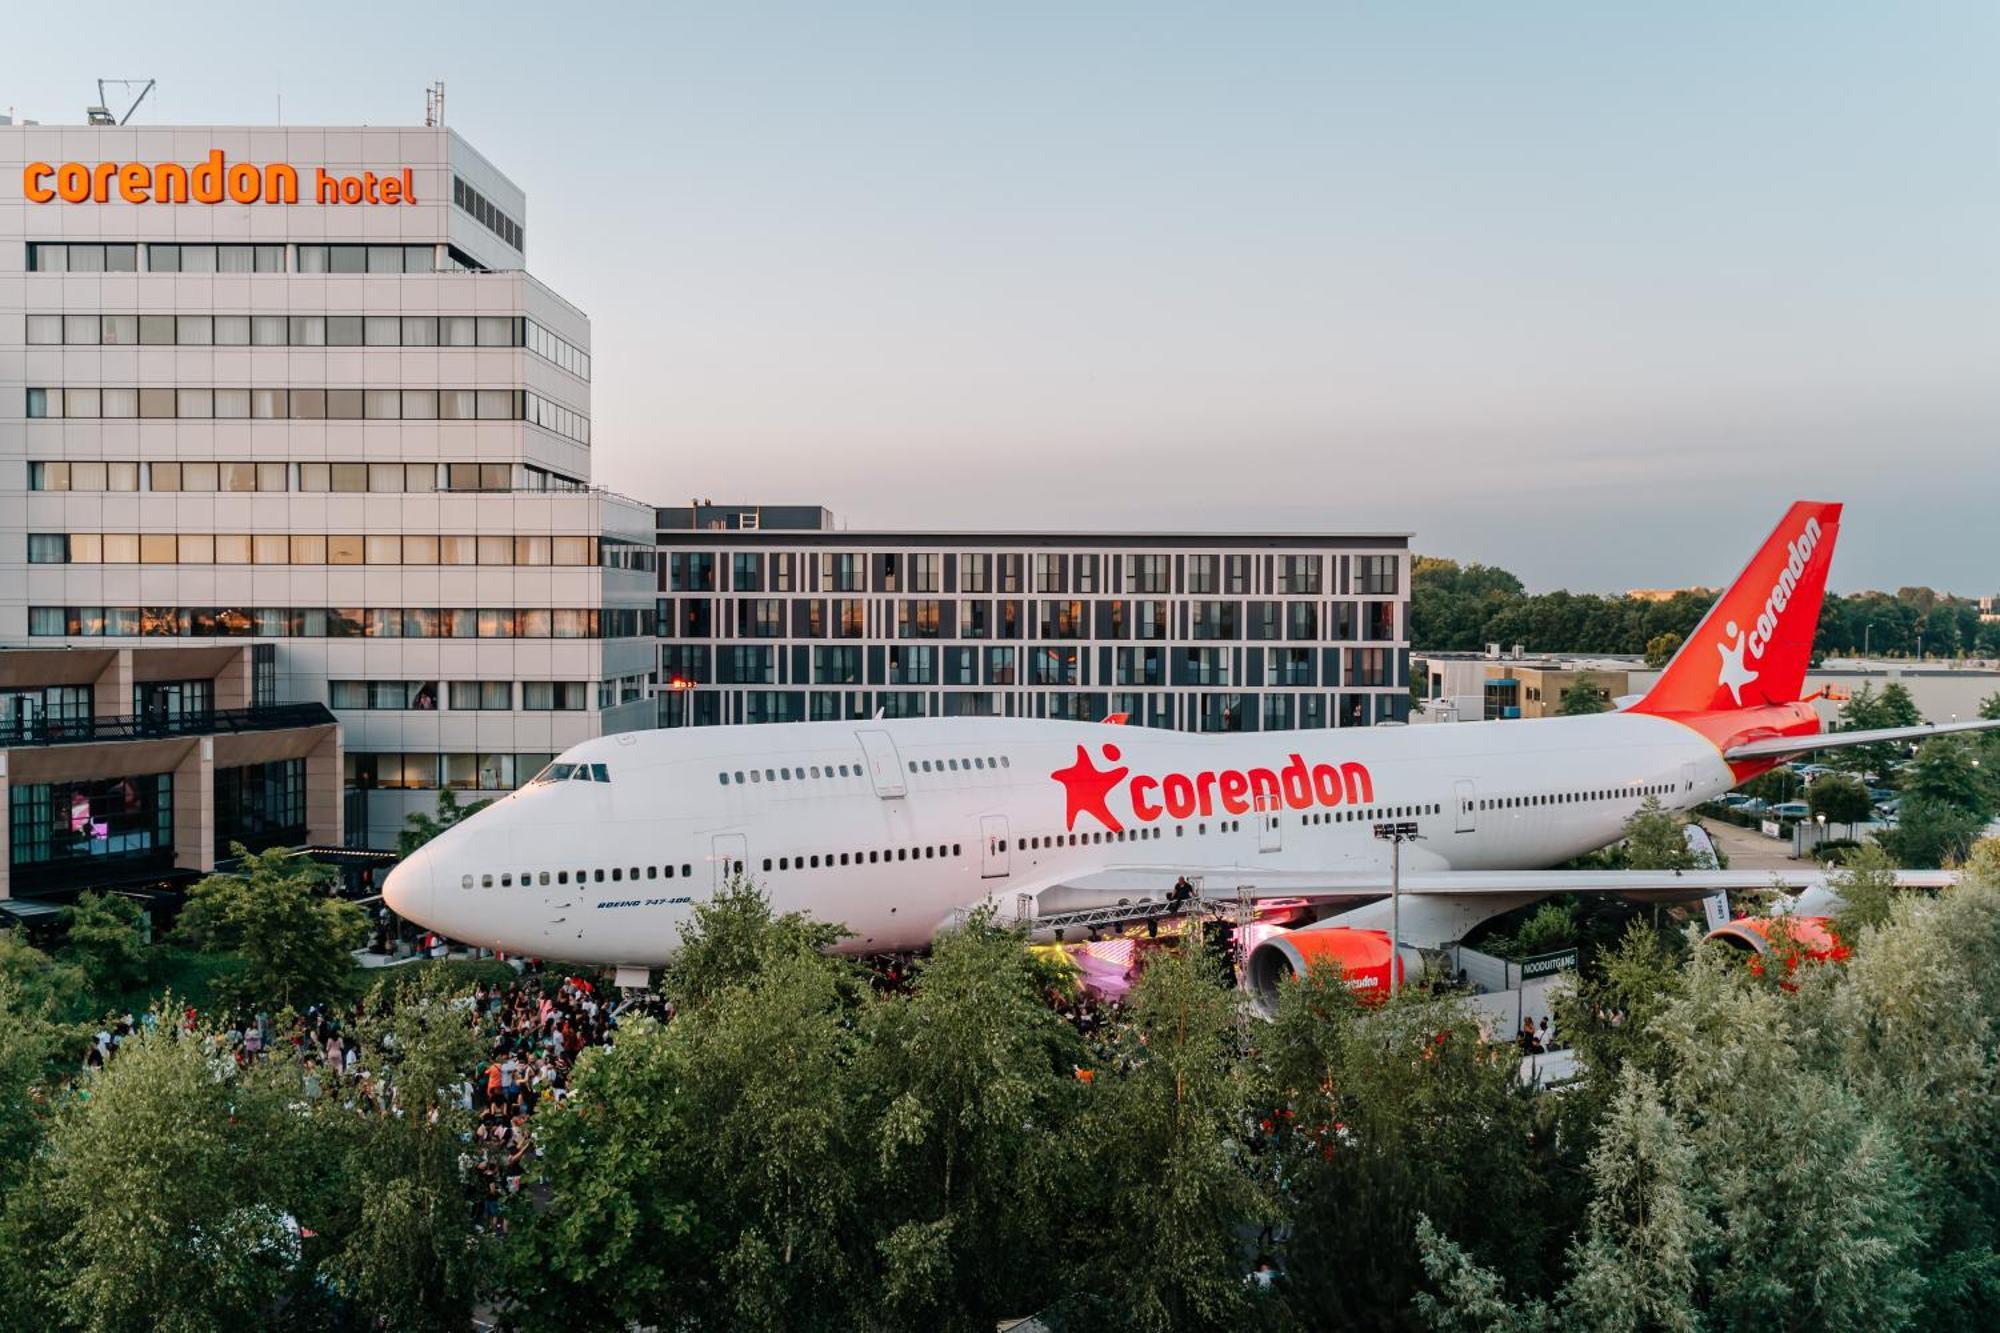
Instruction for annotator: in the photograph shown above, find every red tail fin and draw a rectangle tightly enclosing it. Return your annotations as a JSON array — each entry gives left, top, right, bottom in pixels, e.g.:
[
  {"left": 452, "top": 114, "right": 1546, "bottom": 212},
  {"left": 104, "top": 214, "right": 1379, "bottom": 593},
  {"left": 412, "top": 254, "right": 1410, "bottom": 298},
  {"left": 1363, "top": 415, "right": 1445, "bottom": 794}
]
[{"left": 1635, "top": 501, "right": 1842, "bottom": 714}]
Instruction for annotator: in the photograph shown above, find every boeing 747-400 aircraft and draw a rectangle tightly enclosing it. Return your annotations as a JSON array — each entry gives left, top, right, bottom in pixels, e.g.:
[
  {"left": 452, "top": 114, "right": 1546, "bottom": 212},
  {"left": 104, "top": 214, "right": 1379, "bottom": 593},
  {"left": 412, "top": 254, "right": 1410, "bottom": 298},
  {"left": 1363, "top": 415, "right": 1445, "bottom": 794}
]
[{"left": 383, "top": 501, "right": 1992, "bottom": 994}]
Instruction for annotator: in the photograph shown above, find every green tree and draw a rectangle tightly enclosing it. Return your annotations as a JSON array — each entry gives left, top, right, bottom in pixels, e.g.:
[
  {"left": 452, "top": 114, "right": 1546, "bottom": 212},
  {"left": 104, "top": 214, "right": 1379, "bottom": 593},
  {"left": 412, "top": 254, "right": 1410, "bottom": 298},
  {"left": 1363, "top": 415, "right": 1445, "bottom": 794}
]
[
  {"left": 0, "top": 928, "right": 86, "bottom": 1021},
  {"left": 0, "top": 973, "right": 75, "bottom": 1196},
  {"left": 179, "top": 844, "right": 366, "bottom": 1013},
  {"left": 320, "top": 969, "right": 491, "bottom": 1331},
  {"left": 1644, "top": 632, "right": 1683, "bottom": 669},
  {"left": 1558, "top": 680, "right": 1612, "bottom": 716},
  {"left": 1876, "top": 797, "right": 1986, "bottom": 870},
  {"left": 499, "top": 1016, "right": 698, "bottom": 1333},
  {"left": 1809, "top": 774, "right": 1875, "bottom": 830},
  {"left": 1620, "top": 797, "right": 1710, "bottom": 870},
  {"left": 1829, "top": 843, "right": 1903, "bottom": 939},
  {"left": 662, "top": 874, "right": 850, "bottom": 1010},
  {"left": 59, "top": 891, "right": 153, "bottom": 994},
  {"left": 1903, "top": 738, "right": 1993, "bottom": 821},
  {"left": 396, "top": 787, "right": 492, "bottom": 858},
  {"left": 1056, "top": 942, "right": 1260, "bottom": 1331},
  {"left": 4, "top": 1009, "right": 312, "bottom": 1333},
  {"left": 1262, "top": 968, "right": 1555, "bottom": 1328},
  {"left": 856, "top": 912, "right": 1079, "bottom": 1331}
]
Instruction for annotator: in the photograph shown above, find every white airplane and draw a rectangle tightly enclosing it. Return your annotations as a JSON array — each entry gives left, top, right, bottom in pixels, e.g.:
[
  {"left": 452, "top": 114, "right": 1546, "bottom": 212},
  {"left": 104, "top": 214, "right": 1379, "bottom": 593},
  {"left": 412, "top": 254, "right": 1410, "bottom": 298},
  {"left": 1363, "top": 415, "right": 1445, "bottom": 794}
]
[{"left": 384, "top": 500, "right": 1992, "bottom": 993}]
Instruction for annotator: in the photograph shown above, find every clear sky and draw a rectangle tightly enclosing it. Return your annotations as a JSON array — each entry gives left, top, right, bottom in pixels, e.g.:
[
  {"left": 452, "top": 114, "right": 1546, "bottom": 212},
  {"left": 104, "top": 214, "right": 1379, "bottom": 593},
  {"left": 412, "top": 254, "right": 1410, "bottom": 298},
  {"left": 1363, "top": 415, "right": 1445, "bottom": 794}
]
[{"left": 12, "top": 2, "right": 1996, "bottom": 593}]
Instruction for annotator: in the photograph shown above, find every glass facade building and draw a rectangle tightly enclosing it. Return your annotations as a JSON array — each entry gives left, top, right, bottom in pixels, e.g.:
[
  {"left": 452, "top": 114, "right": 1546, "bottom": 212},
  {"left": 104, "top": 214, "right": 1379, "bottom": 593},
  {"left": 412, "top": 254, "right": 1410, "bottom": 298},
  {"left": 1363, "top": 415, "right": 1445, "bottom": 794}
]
[{"left": 655, "top": 508, "right": 1411, "bottom": 732}]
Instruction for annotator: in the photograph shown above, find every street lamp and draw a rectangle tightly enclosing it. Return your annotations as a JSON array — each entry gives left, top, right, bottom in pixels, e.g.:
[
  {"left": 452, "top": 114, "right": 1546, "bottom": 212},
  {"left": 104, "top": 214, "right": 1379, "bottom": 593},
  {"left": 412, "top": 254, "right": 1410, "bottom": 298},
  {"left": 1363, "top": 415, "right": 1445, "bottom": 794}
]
[{"left": 1372, "top": 820, "right": 1421, "bottom": 995}]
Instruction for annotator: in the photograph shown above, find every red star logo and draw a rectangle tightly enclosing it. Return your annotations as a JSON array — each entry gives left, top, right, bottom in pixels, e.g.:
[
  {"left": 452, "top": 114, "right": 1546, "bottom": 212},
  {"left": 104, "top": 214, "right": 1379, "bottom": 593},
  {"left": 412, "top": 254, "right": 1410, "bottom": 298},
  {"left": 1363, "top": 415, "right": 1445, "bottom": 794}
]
[{"left": 1051, "top": 743, "right": 1128, "bottom": 833}]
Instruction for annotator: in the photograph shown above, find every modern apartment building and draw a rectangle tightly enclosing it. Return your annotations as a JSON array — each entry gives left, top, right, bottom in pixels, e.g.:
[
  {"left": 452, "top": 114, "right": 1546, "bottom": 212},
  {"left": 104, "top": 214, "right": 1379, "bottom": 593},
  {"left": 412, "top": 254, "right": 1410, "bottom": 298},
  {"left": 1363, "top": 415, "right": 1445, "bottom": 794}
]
[
  {"left": 2, "top": 119, "right": 657, "bottom": 857},
  {"left": 656, "top": 504, "right": 1411, "bottom": 732}
]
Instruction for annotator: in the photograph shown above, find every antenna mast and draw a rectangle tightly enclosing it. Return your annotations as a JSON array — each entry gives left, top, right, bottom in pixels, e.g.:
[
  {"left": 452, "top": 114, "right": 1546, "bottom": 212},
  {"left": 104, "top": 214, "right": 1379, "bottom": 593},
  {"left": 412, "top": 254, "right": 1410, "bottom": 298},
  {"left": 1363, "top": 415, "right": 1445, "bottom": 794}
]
[{"left": 424, "top": 81, "right": 446, "bottom": 128}]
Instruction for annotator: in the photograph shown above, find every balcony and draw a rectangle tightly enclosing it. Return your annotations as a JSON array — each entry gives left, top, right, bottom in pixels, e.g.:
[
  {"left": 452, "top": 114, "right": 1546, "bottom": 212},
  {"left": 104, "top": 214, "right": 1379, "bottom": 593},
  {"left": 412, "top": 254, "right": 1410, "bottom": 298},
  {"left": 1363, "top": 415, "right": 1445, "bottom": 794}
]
[{"left": 0, "top": 703, "right": 337, "bottom": 748}]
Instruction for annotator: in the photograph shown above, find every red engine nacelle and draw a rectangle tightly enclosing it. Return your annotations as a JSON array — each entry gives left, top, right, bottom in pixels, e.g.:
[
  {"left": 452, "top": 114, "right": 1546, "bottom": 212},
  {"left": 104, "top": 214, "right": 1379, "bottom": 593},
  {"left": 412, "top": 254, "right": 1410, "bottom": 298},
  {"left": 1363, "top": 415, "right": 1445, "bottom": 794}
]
[
  {"left": 1245, "top": 927, "right": 1407, "bottom": 1016},
  {"left": 1704, "top": 914, "right": 1850, "bottom": 970}
]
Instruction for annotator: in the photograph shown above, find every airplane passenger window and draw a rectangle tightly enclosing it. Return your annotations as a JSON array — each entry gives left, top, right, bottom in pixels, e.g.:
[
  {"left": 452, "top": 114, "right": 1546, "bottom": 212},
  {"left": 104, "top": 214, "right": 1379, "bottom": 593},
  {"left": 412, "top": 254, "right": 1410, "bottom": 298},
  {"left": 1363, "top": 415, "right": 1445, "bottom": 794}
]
[
  {"left": 810, "top": 766, "right": 820, "bottom": 778},
  {"left": 1000, "top": 756, "right": 1010, "bottom": 767},
  {"left": 501, "top": 874, "right": 513, "bottom": 887},
  {"left": 539, "top": 872, "right": 550, "bottom": 885},
  {"left": 953, "top": 843, "right": 962, "bottom": 855},
  {"left": 462, "top": 875, "right": 473, "bottom": 889},
  {"left": 763, "top": 769, "right": 774, "bottom": 782},
  {"left": 682, "top": 864, "right": 692, "bottom": 876},
  {"left": 719, "top": 773, "right": 729, "bottom": 785},
  {"left": 763, "top": 859, "right": 773, "bottom": 871},
  {"left": 593, "top": 869, "right": 605, "bottom": 882},
  {"left": 750, "top": 771, "right": 761, "bottom": 782},
  {"left": 780, "top": 769, "right": 790, "bottom": 780},
  {"left": 611, "top": 868, "right": 622, "bottom": 881},
  {"left": 482, "top": 874, "right": 493, "bottom": 888},
  {"left": 908, "top": 761, "right": 918, "bottom": 773}
]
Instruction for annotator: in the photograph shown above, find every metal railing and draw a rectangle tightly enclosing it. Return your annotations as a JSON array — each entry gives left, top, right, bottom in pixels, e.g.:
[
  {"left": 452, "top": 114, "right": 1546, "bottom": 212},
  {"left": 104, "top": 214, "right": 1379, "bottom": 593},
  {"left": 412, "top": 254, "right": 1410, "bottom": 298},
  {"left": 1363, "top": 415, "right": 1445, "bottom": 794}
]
[{"left": 0, "top": 703, "right": 336, "bottom": 748}]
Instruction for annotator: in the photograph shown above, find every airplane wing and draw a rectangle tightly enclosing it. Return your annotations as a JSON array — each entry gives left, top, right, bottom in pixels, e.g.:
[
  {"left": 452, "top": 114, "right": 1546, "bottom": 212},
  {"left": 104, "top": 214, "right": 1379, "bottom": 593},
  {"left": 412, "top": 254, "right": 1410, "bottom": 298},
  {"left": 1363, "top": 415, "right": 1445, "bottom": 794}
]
[
  {"left": 1037, "top": 864, "right": 1959, "bottom": 909},
  {"left": 1723, "top": 717, "right": 2000, "bottom": 762}
]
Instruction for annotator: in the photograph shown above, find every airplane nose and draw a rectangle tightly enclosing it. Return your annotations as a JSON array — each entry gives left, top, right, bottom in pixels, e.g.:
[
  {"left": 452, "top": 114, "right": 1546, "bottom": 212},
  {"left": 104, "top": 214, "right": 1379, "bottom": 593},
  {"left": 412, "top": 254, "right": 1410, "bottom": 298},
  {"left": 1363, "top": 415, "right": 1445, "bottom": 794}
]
[{"left": 382, "top": 846, "right": 435, "bottom": 926}]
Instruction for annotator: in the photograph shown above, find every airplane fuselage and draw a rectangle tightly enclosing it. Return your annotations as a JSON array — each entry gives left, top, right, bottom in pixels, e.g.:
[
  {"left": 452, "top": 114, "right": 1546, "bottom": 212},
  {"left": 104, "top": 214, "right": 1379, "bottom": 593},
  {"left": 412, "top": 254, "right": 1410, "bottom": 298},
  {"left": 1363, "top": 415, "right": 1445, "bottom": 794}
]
[{"left": 386, "top": 705, "right": 1813, "bottom": 966}]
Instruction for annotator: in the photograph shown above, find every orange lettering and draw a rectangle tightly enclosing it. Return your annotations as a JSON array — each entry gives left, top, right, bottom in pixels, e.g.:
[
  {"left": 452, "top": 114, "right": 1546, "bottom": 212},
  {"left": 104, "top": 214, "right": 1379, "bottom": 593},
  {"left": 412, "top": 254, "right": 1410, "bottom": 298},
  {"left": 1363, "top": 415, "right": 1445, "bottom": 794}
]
[
  {"left": 1341, "top": 761, "right": 1374, "bottom": 805},
  {"left": 92, "top": 161, "right": 118, "bottom": 202},
  {"left": 118, "top": 163, "right": 150, "bottom": 203},
  {"left": 379, "top": 173, "right": 401, "bottom": 204},
  {"left": 315, "top": 168, "right": 339, "bottom": 204},
  {"left": 264, "top": 163, "right": 298, "bottom": 203},
  {"left": 1195, "top": 771, "right": 1218, "bottom": 817},
  {"left": 1248, "top": 767, "right": 1281, "bottom": 811},
  {"left": 1219, "top": 771, "right": 1250, "bottom": 815},
  {"left": 191, "top": 149, "right": 225, "bottom": 203},
  {"left": 361, "top": 170, "right": 379, "bottom": 203},
  {"left": 339, "top": 175, "right": 363, "bottom": 204},
  {"left": 156, "top": 162, "right": 189, "bottom": 203},
  {"left": 23, "top": 162, "right": 55, "bottom": 203},
  {"left": 400, "top": 167, "right": 415, "bottom": 203},
  {"left": 227, "top": 162, "right": 260, "bottom": 203},
  {"left": 55, "top": 163, "right": 90, "bottom": 202}
]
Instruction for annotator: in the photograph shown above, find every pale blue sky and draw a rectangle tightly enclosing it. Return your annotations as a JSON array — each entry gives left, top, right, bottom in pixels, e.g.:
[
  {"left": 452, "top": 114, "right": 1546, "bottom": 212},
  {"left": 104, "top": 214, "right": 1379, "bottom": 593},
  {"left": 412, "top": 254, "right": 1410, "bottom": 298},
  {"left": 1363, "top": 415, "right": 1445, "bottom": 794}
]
[{"left": 12, "top": 2, "right": 1997, "bottom": 592}]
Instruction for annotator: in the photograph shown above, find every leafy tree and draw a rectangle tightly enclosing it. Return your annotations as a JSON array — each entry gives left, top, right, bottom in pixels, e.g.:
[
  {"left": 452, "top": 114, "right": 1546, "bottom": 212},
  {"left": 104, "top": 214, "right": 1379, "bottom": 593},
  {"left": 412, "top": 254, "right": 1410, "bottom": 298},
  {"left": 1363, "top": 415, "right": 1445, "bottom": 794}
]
[
  {"left": 1809, "top": 774, "right": 1875, "bottom": 830},
  {"left": 1876, "top": 797, "right": 1985, "bottom": 870},
  {"left": 1557, "top": 680, "right": 1612, "bottom": 716},
  {"left": 396, "top": 787, "right": 492, "bottom": 858},
  {"left": 1261, "top": 968, "right": 1555, "bottom": 1328},
  {"left": 1056, "top": 942, "right": 1260, "bottom": 1331},
  {"left": 59, "top": 891, "right": 153, "bottom": 994},
  {"left": 499, "top": 1016, "right": 698, "bottom": 1332},
  {"left": 663, "top": 874, "right": 851, "bottom": 1011},
  {"left": 0, "top": 928, "right": 86, "bottom": 1020},
  {"left": 1903, "top": 738, "right": 1993, "bottom": 821},
  {"left": 1620, "top": 797, "right": 1710, "bottom": 870},
  {"left": 4, "top": 1008, "right": 313, "bottom": 1333},
  {"left": 1832, "top": 682, "right": 1923, "bottom": 780},
  {"left": 0, "top": 974, "right": 75, "bottom": 1196},
  {"left": 1644, "top": 632, "right": 1683, "bottom": 669},
  {"left": 319, "top": 969, "right": 491, "bottom": 1331},
  {"left": 1830, "top": 843, "right": 1903, "bottom": 939},
  {"left": 179, "top": 844, "right": 366, "bottom": 1012},
  {"left": 1739, "top": 766, "right": 1800, "bottom": 805},
  {"left": 855, "top": 911, "right": 1080, "bottom": 1331}
]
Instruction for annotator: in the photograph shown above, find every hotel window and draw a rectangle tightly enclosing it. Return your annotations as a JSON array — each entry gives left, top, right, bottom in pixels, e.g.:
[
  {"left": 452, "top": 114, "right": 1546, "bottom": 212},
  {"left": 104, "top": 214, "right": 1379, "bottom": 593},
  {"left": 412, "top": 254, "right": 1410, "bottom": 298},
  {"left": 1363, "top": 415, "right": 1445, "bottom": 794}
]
[
  {"left": 1358, "top": 555, "right": 1400, "bottom": 596},
  {"left": 1346, "top": 648, "right": 1392, "bottom": 687},
  {"left": 961, "top": 554, "right": 990, "bottom": 593},
  {"left": 985, "top": 647, "right": 1018, "bottom": 685},
  {"left": 1128, "top": 555, "right": 1170, "bottom": 594},
  {"left": 450, "top": 681, "right": 515, "bottom": 711},
  {"left": 1187, "top": 555, "right": 1219, "bottom": 594},
  {"left": 1135, "top": 601, "right": 1169, "bottom": 640},
  {"left": 911, "top": 553, "right": 942, "bottom": 593},
  {"left": 522, "top": 682, "right": 588, "bottom": 711},
  {"left": 835, "top": 600, "right": 866, "bottom": 638},
  {"left": 1277, "top": 555, "right": 1322, "bottom": 595},
  {"left": 1075, "top": 555, "right": 1100, "bottom": 593},
  {"left": 899, "top": 600, "right": 944, "bottom": 639},
  {"left": 822, "top": 553, "right": 865, "bottom": 592},
  {"left": 1033, "top": 554, "right": 1066, "bottom": 594}
]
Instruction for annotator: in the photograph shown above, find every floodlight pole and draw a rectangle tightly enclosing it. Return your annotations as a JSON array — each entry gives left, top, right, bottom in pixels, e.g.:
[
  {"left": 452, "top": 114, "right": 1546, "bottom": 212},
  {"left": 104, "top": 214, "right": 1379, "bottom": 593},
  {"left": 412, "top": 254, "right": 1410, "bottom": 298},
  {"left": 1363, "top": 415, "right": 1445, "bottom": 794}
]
[{"left": 1372, "top": 820, "right": 1422, "bottom": 996}]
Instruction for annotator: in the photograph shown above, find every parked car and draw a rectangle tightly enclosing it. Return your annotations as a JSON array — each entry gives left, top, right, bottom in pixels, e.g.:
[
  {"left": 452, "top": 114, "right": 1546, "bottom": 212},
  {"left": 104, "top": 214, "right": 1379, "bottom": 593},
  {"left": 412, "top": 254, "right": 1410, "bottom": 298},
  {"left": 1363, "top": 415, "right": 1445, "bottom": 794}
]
[
  {"left": 1719, "top": 793, "right": 1755, "bottom": 809},
  {"left": 1867, "top": 788, "right": 1896, "bottom": 804},
  {"left": 1769, "top": 802, "right": 1811, "bottom": 820},
  {"left": 1735, "top": 798, "right": 1769, "bottom": 815}
]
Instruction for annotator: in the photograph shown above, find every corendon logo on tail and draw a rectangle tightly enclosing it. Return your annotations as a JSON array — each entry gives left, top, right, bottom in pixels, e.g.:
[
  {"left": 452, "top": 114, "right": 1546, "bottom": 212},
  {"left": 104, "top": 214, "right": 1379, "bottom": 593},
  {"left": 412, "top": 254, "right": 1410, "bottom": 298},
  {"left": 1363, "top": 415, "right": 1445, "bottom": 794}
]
[
  {"left": 1713, "top": 515, "right": 1822, "bottom": 706},
  {"left": 1050, "top": 744, "right": 1375, "bottom": 834}
]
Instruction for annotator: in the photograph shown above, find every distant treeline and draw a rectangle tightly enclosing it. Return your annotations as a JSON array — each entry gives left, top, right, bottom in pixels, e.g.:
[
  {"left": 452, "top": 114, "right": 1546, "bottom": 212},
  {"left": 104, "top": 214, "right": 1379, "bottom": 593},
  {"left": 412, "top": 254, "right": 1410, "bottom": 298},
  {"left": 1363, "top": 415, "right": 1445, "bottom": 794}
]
[{"left": 1412, "top": 556, "right": 2000, "bottom": 659}]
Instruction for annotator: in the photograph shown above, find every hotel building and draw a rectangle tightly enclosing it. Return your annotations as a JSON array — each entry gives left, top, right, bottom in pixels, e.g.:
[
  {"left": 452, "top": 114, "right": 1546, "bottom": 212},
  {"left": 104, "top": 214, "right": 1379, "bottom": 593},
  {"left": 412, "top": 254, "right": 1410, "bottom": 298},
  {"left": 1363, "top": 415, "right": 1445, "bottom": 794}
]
[
  {"left": 655, "top": 504, "right": 1412, "bottom": 732},
  {"left": 1, "top": 118, "right": 656, "bottom": 874}
]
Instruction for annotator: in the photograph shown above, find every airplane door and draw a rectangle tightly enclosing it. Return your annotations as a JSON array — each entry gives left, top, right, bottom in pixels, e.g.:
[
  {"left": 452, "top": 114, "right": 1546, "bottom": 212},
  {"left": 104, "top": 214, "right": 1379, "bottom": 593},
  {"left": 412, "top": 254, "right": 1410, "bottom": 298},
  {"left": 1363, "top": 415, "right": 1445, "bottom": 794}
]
[
  {"left": 711, "top": 833, "right": 747, "bottom": 888},
  {"left": 1258, "top": 802, "right": 1282, "bottom": 853},
  {"left": 856, "top": 729, "right": 908, "bottom": 798},
  {"left": 1455, "top": 780, "right": 1476, "bottom": 833},
  {"left": 1680, "top": 762, "right": 1697, "bottom": 798},
  {"left": 981, "top": 816, "right": 1010, "bottom": 878}
]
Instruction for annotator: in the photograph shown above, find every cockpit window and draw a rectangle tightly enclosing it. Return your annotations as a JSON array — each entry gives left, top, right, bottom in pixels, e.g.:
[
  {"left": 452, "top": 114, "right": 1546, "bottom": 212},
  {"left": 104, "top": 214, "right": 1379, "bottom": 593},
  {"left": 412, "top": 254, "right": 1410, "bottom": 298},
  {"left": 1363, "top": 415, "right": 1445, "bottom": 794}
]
[
  {"left": 590, "top": 763, "right": 609, "bottom": 783},
  {"left": 531, "top": 762, "right": 576, "bottom": 785}
]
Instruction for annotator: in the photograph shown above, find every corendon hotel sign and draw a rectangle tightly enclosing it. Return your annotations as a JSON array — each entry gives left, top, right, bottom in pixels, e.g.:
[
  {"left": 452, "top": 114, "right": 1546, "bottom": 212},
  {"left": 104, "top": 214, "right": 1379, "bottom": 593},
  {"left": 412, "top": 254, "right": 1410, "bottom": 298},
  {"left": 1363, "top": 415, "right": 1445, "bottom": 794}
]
[{"left": 22, "top": 151, "right": 416, "bottom": 205}]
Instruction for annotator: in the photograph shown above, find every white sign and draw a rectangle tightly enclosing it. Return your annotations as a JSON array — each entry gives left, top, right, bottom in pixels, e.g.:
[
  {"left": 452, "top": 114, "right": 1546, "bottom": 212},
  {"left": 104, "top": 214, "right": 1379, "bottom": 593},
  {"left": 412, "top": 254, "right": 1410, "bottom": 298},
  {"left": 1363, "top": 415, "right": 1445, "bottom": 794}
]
[
  {"left": 1702, "top": 891, "right": 1730, "bottom": 932},
  {"left": 1761, "top": 819, "right": 1783, "bottom": 838}
]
